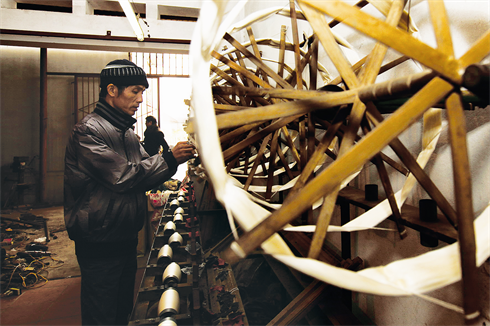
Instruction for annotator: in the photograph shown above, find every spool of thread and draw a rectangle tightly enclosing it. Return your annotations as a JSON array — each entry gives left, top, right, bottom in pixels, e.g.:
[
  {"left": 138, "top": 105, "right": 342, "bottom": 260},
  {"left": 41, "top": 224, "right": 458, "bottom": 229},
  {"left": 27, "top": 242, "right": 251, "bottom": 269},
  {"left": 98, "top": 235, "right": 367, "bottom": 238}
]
[
  {"left": 162, "top": 262, "right": 182, "bottom": 285},
  {"left": 168, "top": 232, "right": 183, "bottom": 248},
  {"left": 158, "top": 288, "right": 180, "bottom": 317},
  {"left": 169, "top": 199, "right": 180, "bottom": 208},
  {"left": 157, "top": 244, "right": 173, "bottom": 265},
  {"left": 164, "top": 221, "right": 177, "bottom": 235},
  {"left": 173, "top": 213, "right": 184, "bottom": 224}
]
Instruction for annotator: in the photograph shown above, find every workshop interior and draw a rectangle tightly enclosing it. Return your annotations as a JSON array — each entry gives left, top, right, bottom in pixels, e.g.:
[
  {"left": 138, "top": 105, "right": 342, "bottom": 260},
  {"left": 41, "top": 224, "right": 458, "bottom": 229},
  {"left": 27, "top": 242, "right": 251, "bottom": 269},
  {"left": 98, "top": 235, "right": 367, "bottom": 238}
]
[{"left": 1, "top": 0, "right": 489, "bottom": 325}]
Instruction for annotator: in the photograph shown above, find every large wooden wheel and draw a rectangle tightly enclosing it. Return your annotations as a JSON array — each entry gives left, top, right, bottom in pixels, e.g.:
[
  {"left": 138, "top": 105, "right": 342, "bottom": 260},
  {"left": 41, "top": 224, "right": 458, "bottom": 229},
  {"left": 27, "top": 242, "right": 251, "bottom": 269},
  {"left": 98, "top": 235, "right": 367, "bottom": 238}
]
[{"left": 187, "top": 0, "right": 490, "bottom": 322}]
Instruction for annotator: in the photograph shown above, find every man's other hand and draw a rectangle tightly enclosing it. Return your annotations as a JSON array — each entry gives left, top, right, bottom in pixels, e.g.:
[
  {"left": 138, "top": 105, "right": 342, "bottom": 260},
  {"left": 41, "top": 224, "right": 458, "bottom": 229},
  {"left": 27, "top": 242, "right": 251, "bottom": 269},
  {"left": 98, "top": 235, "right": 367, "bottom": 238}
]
[{"left": 171, "top": 141, "right": 196, "bottom": 165}]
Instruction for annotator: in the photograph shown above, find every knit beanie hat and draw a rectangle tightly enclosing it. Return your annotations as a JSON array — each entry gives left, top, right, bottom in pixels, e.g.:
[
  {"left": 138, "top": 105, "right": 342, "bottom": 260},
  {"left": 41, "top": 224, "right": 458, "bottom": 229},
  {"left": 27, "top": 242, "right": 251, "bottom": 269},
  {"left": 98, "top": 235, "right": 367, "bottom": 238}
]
[{"left": 100, "top": 59, "right": 149, "bottom": 89}]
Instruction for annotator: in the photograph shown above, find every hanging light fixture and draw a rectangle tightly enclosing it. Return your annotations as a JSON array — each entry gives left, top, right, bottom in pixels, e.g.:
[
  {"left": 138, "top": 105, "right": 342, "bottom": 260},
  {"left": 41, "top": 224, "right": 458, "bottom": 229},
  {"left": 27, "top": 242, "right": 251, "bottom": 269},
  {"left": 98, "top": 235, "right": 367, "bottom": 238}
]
[{"left": 118, "top": 0, "right": 145, "bottom": 41}]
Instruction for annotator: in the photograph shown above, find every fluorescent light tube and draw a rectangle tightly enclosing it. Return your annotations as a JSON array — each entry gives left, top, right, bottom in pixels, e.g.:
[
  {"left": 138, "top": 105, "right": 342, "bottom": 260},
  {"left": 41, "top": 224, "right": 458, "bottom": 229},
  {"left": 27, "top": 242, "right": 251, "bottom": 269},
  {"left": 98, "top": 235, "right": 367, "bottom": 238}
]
[{"left": 118, "top": 0, "right": 145, "bottom": 41}]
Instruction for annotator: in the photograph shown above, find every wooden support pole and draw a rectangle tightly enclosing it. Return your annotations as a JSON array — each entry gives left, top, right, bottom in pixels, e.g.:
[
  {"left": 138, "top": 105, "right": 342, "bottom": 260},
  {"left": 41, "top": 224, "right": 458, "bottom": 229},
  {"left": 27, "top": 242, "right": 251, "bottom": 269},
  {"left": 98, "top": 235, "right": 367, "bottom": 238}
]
[
  {"left": 39, "top": 48, "right": 47, "bottom": 203},
  {"left": 446, "top": 92, "right": 479, "bottom": 323},
  {"left": 339, "top": 198, "right": 352, "bottom": 309}
]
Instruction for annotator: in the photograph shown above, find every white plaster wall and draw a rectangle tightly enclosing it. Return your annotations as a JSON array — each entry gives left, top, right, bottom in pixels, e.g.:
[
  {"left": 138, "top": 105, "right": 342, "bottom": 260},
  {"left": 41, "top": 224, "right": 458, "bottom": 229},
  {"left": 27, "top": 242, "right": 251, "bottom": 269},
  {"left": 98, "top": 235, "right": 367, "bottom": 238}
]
[
  {"left": 45, "top": 49, "right": 127, "bottom": 204},
  {"left": 0, "top": 46, "right": 127, "bottom": 205},
  {"left": 0, "top": 46, "right": 41, "bottom": 205}
]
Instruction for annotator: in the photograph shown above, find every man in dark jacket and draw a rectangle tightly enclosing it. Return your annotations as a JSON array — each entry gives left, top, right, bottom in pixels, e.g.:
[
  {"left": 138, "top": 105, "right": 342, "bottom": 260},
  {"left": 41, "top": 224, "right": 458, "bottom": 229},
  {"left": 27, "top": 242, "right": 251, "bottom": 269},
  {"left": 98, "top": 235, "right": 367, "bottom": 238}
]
[
  {"left": 143, "top": 115, "right": 170, "bottom": 156},
  {"left": 64, "top": 59, "right": 195, "bottom": 325}
]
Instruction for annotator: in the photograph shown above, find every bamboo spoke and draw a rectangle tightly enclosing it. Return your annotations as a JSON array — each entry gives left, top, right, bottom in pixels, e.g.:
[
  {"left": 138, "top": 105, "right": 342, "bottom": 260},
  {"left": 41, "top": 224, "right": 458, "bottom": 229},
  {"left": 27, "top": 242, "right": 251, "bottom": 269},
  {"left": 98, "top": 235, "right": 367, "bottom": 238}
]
[
  {"left": 244, "top": 134, "right": 273, "bottom": 191},
  {"left": 459, "top": 30, "right": 490, "bottom": 68},
  {"left": 299, "top": 2, "right": 359, "bottom": 89},
  {"left": 276, "top": 144, "right": 295, "bottom": 180},
  {"left": 281, "top": 126, "right": 301, "bottom": 165},
  {"left": 223, "top": 115, "right": 301, "bottom": 161},
  {"left": 299, "top": 0, "right": 462, "bottom": 83},
  {"left": 266, "top": 129, "right": 281, "bottom": 199},
  {"left": 223, "top": 33, "right": 293, "bottom": 89},
  {"left": 290, "top": 0, "right": 303, "bottom": 90},
  {"left": 278, "top": 25, "right": 287, "bottom": 78},
  {"left": 428, "top": 0, "right": 454, "bottom": 57}
]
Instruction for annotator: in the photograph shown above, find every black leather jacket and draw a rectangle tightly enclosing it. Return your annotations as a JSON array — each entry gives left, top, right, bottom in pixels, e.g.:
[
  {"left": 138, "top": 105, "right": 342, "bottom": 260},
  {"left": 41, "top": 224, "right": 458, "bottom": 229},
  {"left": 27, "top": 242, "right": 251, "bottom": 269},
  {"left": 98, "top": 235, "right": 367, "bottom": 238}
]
[{"left": 64, "top": 100, "right": 177, "bottom": 255}]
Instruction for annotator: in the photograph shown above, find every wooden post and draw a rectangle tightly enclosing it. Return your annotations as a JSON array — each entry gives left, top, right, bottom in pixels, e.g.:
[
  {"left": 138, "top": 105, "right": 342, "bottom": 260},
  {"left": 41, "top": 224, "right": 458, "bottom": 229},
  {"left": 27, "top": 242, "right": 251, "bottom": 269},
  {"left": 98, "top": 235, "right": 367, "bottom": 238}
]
[
  {"left": 446, "top": 92, "right": 480, "bottom": 323},
  {"left": 39, "top": 48, "right": 47, "bottom": 204},
  {"left": 340, "top": 198, "right": 352, "bottom": 310}
]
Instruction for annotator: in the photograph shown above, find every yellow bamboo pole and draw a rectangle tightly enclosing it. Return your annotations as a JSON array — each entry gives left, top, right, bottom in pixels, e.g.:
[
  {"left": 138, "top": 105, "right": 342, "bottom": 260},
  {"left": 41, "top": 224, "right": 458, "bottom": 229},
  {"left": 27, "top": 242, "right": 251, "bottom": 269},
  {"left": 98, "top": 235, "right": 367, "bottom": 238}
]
[
  {"left": 278, "top": 25, "right": 287, "bottom": 78},
  {"left": 290, "top": 0, "right": 303, "bottom": 90}
]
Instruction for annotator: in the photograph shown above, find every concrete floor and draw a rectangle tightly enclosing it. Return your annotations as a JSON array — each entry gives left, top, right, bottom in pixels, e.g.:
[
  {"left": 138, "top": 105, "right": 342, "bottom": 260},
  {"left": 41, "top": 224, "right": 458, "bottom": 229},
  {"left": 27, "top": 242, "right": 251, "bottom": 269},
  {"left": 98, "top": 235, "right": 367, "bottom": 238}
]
[{"left": 1, "top": 205, "right": 150, "bottom": 325}]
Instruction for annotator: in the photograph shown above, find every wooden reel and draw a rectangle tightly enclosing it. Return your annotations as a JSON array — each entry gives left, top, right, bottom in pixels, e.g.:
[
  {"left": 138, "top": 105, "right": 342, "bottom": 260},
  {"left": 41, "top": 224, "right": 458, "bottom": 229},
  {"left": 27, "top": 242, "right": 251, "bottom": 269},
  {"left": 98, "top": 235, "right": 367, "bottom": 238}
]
[{"left": 187, "top": 0, "right": 490, "bottom": 321}]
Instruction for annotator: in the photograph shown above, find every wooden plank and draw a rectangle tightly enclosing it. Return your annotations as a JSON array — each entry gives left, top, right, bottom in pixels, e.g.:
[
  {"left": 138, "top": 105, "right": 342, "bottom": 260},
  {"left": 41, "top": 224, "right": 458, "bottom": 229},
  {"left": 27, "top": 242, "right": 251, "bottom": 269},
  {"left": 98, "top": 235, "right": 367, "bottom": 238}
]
[
  {"left": 281, "top": 231, "right": 341, "bottom": 266},
  {"left": 267, "top": 280, "right": 327, "bottom": 326},
  {"left": 338, "top": 186, "right": 458, "bottom": 243}
]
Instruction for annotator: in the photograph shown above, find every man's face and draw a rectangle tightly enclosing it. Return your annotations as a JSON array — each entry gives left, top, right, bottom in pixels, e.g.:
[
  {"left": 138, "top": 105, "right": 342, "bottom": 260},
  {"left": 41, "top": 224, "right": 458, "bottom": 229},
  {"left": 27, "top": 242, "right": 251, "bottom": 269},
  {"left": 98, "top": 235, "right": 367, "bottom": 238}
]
[{"left": 112, "top": 85, "right": 146, "bottom": 116}]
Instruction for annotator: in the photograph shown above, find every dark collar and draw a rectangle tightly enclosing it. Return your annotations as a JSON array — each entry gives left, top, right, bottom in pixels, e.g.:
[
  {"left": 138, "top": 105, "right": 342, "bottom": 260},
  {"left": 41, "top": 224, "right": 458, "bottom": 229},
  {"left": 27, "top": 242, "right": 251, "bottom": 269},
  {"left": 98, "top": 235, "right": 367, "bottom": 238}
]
[{"left": 94, "top": 99, "right": 137, "bottom": 130}]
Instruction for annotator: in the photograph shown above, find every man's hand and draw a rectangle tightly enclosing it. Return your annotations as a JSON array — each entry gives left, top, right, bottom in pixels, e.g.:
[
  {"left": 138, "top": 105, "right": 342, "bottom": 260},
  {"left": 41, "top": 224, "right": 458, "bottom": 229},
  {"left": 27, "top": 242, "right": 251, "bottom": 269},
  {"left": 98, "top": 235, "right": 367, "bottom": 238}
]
[{"left": 171, "top": 141, "right": 196, "bottom": 165}]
